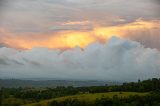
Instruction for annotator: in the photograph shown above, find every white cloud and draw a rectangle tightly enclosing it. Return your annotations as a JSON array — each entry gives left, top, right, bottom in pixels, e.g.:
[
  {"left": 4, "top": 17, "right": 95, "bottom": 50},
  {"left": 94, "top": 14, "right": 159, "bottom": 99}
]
[{"left": 0, "top": 37, "right": 160, "bottom": 81}]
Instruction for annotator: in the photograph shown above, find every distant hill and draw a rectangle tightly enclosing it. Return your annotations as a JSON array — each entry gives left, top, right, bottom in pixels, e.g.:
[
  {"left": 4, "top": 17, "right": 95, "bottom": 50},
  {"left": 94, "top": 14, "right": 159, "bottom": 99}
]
[{"left": 0, "top": 79, "right": 120, "bottom": 88}]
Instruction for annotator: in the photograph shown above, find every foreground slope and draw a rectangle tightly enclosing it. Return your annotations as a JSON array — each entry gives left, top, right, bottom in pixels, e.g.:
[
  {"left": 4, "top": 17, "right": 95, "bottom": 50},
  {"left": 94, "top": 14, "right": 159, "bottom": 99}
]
[{"left": 23, "top": 92, "right": 148, "bottom": 106}]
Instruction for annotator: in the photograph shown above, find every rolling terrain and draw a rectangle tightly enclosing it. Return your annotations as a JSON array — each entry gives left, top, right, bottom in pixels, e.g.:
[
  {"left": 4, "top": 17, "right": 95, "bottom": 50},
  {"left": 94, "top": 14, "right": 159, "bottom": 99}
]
[{"left": 23, "top": 92, "right": 149, "bottom": 106}]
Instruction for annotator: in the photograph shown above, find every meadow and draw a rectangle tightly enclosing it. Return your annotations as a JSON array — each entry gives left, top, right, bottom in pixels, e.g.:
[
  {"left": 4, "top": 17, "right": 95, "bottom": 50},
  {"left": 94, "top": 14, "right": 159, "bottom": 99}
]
[{"left": 23, "top": 92, "right": 149, "bottom": 106}]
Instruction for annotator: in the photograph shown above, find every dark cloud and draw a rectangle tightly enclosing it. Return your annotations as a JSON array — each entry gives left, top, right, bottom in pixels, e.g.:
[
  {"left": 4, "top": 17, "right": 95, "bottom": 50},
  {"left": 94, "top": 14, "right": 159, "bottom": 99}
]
[
  {"left": 0, "top": 0, "right": 9, "bottom": 10},
  {"left": 23, "top": 58, "right": 40, "bottom": 66},
  {"left": 0, "top": 58, "right": 8, "bottom": 65},
  {"left": 0, "top": 43, "right": 8, "bottom": 48}
]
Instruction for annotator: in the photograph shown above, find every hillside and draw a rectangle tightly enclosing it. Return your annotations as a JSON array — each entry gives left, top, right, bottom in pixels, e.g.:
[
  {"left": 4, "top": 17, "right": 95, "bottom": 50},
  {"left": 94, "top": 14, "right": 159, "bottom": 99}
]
[
  {"left": 23, "top": 92, "right": 148, "bottom": 106},
  {"left": 1, "top": 78, "right": 160, "bottom": 106}
]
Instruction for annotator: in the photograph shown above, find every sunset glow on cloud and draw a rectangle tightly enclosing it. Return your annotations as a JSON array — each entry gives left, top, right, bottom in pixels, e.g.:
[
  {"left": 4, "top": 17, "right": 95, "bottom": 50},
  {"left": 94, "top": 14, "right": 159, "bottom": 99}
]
[
  {"left": 0, "top": 0, "right": 160, "bottom": 50},
  {"left": 0, "top": 0, "right": 160, "bottom": 80},
  {"left": 0, "top": 20, "right": 160, "bottom": 50},
  {"left": 0, "top": 36, "right": 160, "bottom": 80}
]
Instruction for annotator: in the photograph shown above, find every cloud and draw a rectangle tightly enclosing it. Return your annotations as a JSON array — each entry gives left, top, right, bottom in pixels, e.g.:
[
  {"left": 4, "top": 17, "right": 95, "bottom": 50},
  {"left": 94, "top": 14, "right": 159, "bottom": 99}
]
[
  {"left": 0, "top": 0, "right": 159, "bottom": 33},
  {"left": 61, "top": 21, "right": 91, "bottom": 25},
  {"left": 1, "top": 19, "right": 160, "bottom": 50},
  {"left": 0, "top": 0, "right": 159, "bottom": 50},
  {"left": 0, "top": 43, "right": 9, "bottom": 48},
  {"left": 0, "top": 37, "right": 160, "bottom": 81}
]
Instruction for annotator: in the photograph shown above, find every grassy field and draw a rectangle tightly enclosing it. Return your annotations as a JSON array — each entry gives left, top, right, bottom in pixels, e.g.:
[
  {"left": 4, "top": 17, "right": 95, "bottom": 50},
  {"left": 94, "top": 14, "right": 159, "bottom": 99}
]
[
  {"left": 2, "top": 97, "right": 36, "bottom": 106},
  {"left": 23, "top": 92, "right": 149, "bottom": 106}
]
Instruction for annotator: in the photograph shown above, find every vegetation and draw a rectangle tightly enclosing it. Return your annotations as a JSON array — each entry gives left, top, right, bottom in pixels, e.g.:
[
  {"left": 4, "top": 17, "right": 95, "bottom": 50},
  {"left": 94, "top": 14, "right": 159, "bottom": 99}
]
[
  {"left": 24, "top": 92, "right": 148, "bottom": 106},
  {"left": 0, "top": 78, "right": 160, "bottom": 106},
  {"left": 48, "top": 93, "right": 160, "bottom": 106}
]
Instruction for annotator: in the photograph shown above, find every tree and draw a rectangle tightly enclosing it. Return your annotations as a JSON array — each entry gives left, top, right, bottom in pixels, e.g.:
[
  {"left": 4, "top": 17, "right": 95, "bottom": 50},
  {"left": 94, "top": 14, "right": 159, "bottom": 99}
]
[{"left": 0, "top": 90, "right": 2, "bottom": 105}]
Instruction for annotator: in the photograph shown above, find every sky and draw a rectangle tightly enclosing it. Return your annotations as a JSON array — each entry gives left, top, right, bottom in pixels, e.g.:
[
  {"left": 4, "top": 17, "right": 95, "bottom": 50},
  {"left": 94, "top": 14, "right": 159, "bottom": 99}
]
[{"left": 0, "top": 0, "right": 160, "bottom": 81}]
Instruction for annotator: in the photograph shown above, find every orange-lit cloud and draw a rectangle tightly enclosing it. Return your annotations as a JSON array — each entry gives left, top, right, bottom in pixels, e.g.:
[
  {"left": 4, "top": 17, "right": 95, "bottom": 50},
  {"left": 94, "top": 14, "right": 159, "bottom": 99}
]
[
  {"left": 61, "top": 21, "right": 91, "bottom": 25},
  {"left": 93, "top": 19, "right": 160, "bottom": 39},
  {"left": 0, "top": 20, "right": 160, "bottom": 50}
]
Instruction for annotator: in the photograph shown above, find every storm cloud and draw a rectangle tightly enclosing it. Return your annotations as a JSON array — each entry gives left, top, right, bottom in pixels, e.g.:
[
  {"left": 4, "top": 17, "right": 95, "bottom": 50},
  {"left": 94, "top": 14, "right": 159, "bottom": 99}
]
[{"left": 0, "top": 37, "right": 160, "bottom": 81}]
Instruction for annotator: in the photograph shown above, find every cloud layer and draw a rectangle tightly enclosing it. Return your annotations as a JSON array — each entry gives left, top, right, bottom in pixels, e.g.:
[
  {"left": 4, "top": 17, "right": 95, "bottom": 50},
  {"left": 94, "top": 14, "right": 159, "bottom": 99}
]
[
  {"left": 0, "top": 0, "right": 160, "bottom": 50},
  {"left": 0, "top": 20, "right": 160, "bottom": 50},
  {"left": 0, "top": 37, "right": 160, "bottom": 81}
]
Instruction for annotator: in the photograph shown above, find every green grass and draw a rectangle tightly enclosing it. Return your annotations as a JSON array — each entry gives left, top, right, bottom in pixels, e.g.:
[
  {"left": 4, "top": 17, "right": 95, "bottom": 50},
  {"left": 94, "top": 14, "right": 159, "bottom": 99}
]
[
  {"left": 2, "top": 97, "right": 36, "bottom": 106},
  {"left": 23, "top": 92, "right": 149, "bottom": 106}
]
